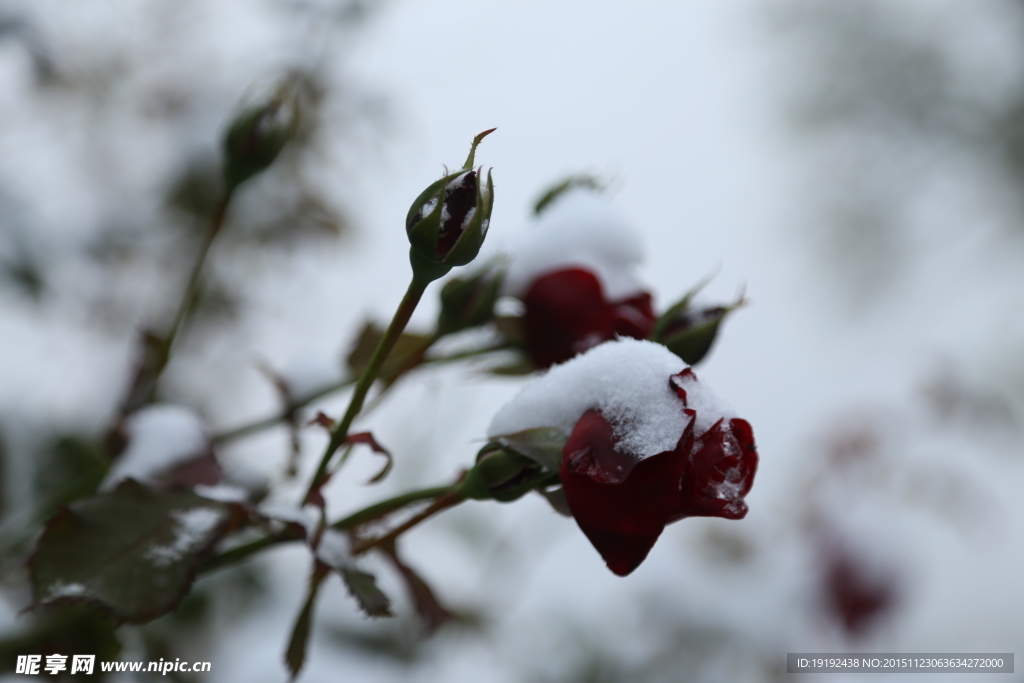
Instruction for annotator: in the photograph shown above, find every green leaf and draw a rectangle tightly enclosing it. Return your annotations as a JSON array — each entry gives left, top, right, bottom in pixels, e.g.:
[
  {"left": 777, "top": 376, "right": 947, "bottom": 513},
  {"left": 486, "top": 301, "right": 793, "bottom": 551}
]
[
  {"left": 0, "top": 605, "right": 121, "bottom": 671},
  {"left": 30, "top": 480, "right": 232, "bottom": 623},
  {"left": 493, "top": 427, "right": 568, "bottom": 472},
  {"left": 345, "top": 321, "right": 433, "bottom": 385},
  {"left": 285, "top": 563, "right": 328, "bottom": 680},
  {"left": 486, "top": 357, "right": 535, "bottom": 376},
  {"left": 339, "top": 566, "right": 392, "bottom": 618},
  {"left": 533, "top": 174, "right": 605, "bottom": 215},
  {"left": 34, "top": 437, "right": 108, "bottom": 516}
]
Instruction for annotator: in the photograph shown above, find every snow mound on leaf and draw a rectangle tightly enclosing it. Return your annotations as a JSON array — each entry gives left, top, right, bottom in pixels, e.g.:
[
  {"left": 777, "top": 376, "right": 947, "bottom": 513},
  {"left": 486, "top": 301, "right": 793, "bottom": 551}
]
[
  {"left": 103, "top": 404, "right": 208, "bottom": 488},
  {"left": 315, "top": 529, "right": 354, "bottom": 569},
  {"left": 146, "top": 506, "right": 227, "bottom": 567},
  {"left": 488, "top": 339, "right": 693, "bottom": 459},
  {"left": 504, "top": 189, "right": 646, "bottom": 300}
]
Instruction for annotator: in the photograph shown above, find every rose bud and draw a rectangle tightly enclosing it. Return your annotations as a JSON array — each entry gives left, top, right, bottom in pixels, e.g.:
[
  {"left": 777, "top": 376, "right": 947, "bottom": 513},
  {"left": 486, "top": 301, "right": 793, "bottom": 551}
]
[
  {"left": 505, "top": 187, "right": 655, "bottom": 368},
  {"left": 460, "top": 444, "right": 543, "bottom": 502},
  {"left": 436, "top": 264, "right": 505, "bottom": 336},
  {"left": 405, "top": 130, "right": 495, "bottom": 282},
  {"left": 488, "top": 339, "right": 758, "bottom": 576},
  {"left": 223, "top": 80, "right": 300, "bottom": 190}
]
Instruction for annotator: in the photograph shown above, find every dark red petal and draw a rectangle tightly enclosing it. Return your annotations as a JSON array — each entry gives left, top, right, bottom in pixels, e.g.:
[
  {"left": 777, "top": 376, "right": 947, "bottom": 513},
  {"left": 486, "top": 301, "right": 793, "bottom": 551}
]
[
  {"left": 560, "top": 410, "right": 685, "bottom": 576},
  {"left": 522, "top": 268, "right": 617, "bottom": 368},
  {"left": 674, "top": 417, "right": 758, "bottom": 520},
  {"left": 436, "top": 171, "right": 478, "bottom": 258},
  {"left": 611, "top": 292, "right": 656, "bottom": 340}
]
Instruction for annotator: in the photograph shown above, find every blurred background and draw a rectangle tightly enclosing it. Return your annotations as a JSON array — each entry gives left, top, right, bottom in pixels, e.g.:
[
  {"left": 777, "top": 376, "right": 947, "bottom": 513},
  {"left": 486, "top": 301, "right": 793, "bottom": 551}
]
[{"left": 1, "top": 0, "right": 1023, "bottom": 681}]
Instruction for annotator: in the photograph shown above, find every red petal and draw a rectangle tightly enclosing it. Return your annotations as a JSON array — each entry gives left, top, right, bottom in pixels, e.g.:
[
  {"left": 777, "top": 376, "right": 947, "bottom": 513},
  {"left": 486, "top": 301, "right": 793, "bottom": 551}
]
[
  {"left": 675, "top": 417, "right": 758, "bottom": 520},
  {"left": 611, "top": 292, "right": 656, "bottom": 339},
  {"left": 560, "top": 410, "right": 685, "bottom": 576},
  {"left": 522, "top": 268, "right": 618, "bottom": 368}
]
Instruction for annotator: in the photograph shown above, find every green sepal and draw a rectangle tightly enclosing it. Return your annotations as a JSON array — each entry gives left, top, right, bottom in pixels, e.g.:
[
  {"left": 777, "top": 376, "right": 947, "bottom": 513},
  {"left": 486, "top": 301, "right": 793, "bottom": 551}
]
[
  {"left": 405, "top": 163, "right": 494, "bottom": 274},
  {"left": 437, "top": 264, "right": 505, "bottom": 336},
  {"left": 459, "top": 446, "right": 539, "bottom": 503}
]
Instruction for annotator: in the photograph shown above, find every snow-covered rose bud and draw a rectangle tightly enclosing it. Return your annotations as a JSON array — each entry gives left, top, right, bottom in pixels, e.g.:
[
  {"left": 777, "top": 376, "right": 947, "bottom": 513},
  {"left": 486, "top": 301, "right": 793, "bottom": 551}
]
[
  {"left": 505, "top": 187, "right": 654, "bottom": 368},
  {"left": 223, "top": 82, "right": 300, "bottom": 189},
  {"left": 488, "top": 339, "right": 758, "bottom": 576}
]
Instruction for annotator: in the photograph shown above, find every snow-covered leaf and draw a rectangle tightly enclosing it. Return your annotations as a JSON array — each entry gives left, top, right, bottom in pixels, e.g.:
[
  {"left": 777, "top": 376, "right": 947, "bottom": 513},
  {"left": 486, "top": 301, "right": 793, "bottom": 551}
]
[{"left": 30, "top": 480, "right": 232, "bottom": 623}]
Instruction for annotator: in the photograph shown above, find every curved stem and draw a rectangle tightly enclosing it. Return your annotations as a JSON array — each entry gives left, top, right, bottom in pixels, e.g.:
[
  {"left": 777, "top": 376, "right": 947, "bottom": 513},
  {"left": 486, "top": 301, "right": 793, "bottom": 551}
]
[
  {"left": 165, "top": 191, "right": 232, "bottom": 355},
  {"left": 211, "top": 378, "right": 355, "bottom": 445},
  {"left": 116, "top": 190, "right": 234, "bottom": 417},
  {"left": 331, "top": 484, "right": 458, "bottom": 530},
  {"left": 350, "top": 489, "right": 465, "bottom": 555},
  {"left": 301, "top": 277, "right": 428, "bottom": 504},
  {"left": 199, "top": 528, "right": 299, "bottom": 576}
]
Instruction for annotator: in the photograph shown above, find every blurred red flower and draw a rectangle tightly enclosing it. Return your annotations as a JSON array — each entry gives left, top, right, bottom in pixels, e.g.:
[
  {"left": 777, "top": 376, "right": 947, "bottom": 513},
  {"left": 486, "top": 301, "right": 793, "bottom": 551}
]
[{"left": 522, "top": 267, "right": 655, "bottom": 369}]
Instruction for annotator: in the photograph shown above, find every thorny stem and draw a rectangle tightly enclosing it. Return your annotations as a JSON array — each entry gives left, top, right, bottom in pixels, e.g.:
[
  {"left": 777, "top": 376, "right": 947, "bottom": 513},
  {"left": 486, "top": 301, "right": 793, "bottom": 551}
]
[
  {"left": 300, "top": 276, "right": 428, "bottom": 505},
  {"left": 200, "top": 527, "right": 300, "bottom": 576},
  {"left": 349, "top": 490, "right": 465, "bottom": 555},
  {"left": 330, "top": 484, "right": 460, "bottom": 531}
]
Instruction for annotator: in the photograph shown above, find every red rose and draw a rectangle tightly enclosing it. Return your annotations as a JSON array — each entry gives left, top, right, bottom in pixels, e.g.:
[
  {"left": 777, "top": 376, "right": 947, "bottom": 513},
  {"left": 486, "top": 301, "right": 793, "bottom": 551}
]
[
  {"left": 559, "top": 368, "right": 758, "bottom": 575},
  {"left": 522, "top": 267, "right": 655, "bottom": 369}
]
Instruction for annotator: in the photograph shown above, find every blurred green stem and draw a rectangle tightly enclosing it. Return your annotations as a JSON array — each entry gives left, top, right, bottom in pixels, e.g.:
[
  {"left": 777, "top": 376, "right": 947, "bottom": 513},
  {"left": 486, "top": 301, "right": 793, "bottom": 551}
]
[
  {"left": 300, "top": 275, "right": 429, "bottom": 504},
  {"left": 165, "top": 190, "right": 233, "bottom": 357},
  {"left": 331, "top": 483, "right": 460, "bottom": 531},
  {"left": 117, "top": 189, "right": 234, "bottom": 416}
]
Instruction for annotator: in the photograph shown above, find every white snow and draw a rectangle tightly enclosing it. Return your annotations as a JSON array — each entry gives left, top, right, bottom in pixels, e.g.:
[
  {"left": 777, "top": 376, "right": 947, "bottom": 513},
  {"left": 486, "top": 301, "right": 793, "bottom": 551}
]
[
  {"left": 45, "top": 580, "right": 87, "bottom": 600},
  {"left": 489, "top": 338, "right": 739, "bottom": 459},
  {"left": 420, "top": 196, "right": 439, "bottom": 220},
  {"left": 257, "top": 502, "right": 319, "bottom": 538},
  {"left": 280, "top": 355, "right": 344, "bottom": 398},
  {"left": 670, "top": 368, "right": 738, "bottom": 437},
  {"left": 503, "top": 188, "right": 647, "bottom": 301},
  {"left": 314, "top": 529, "right": 354, "bottom": 569},
  {"left": 489, "top": 339, "right": 676, "bottom": 458},
  {"left": 146, "top": 506, "right": 227, "bottom": 567},
  {"left": 194, "top": 483, "right": 250, "bottom": 503},
  {"left": 102, "top": 404, "right": 209, "bottom": 489}
]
